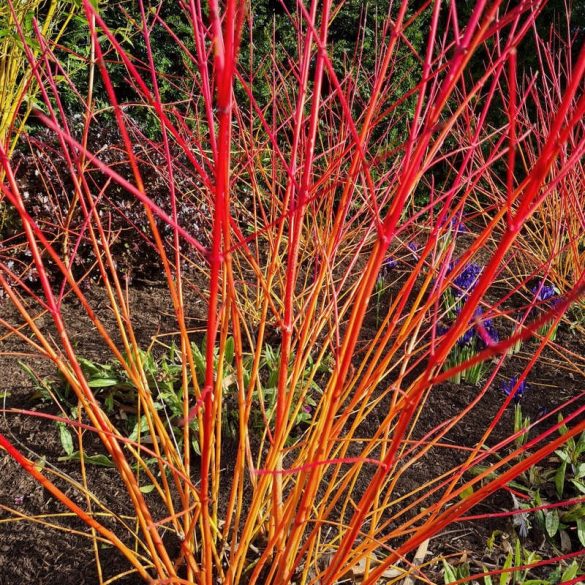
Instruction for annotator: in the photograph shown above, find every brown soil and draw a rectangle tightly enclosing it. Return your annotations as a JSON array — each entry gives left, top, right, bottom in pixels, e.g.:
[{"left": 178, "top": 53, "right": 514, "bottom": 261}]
[
  {"left": 1, "top": 140, "right": 584, "bottom": 584},
  {"left": 0, "top": 285, "right": 199, "bottom": 585},
  {"left": 1, "top": 278, "right": 584, "bottom": 584}
]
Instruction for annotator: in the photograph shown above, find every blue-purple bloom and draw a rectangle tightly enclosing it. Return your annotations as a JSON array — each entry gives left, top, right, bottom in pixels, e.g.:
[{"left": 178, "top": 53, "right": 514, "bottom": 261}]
[
  {"left": 380, "top": 256, "right": 399, "bottom": 280},
  {"left": 457, "top": 327, "right": 476, "bottom": 346},
  {"left": 450, "top": 218, "right": 468, "bottom": 233},
  {"left": 452, "top": 263, "right": 482, "bottom": 298},
  {"left": 436, "top": 320, "right": 450, "bottom": 337},
  {"left": 474, "top": 308, "right": 500, "bottom": 347},
  {"left": 383, "top": 257, "right": 398, "bottom": 270},
  {"left": 502, "top": 376, "right": 527, "bottom": 402},
  {"left": 436, "top": 305, "right": 500, "bottom": 348},
  {"left": 439, "top": 215, "right": 468, "bottom": 234},
  {"left": 481, "top": 318, "right": 500, "bottom": 344},
  {"left": 531, "top": 281, "right": 557, "bottom": 302},
  {"left": 407, "top": 241, "right": 420, "bottom": 259}
]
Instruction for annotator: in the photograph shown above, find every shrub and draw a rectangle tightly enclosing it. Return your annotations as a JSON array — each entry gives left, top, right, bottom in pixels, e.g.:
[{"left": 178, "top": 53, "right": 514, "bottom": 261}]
[
  {"left": 0, "top": 0, "right": 76, "bottom": 155},
  {"left": 0, "top": 1, "right": 584, "bottom": 583}
]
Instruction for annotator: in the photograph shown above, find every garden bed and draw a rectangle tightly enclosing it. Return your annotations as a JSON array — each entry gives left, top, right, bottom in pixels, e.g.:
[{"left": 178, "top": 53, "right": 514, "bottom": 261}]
[{"left": 1, "top": 276, "right": 583, "bottom": 584}]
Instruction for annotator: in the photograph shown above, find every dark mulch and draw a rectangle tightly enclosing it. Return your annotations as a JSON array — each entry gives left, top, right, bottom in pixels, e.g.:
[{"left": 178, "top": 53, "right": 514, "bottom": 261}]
[
  {"left": 1, "top": 278, "right": 583, "bottom": 584},
  {"left": 1, "top": 138, "right": 584, "bottom": 584}
]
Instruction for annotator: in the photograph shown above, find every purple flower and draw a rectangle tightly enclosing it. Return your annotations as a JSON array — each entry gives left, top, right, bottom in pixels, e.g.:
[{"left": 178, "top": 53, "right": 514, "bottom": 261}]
[
  {"left": 451, "top": 218, "right": 468, "bottom": 233},
  {"left": 502, "top": 376, "right": 527, "bottom": 402},
  {"left": 531, "top": 281, "right": 557, "bottom": 302},
  {"left": 383, "top": 257, "right": 398, "bottom": 272},
  {"left": 439, "top": 215, "right": 468, "bottom": 234},
  {"left": 406, "top": 241, "right": 420, "bottom": 260},
  {"left": 482, "top": 319, "right": 500, "bottom": 344},
  {"left": 436, "top": 320, "right": 450, "bottom": 337},
  {"left": 452, "top": 263, "right": 482, "bottom": 298},
  {"left": 474, "top": 309, "right": 499, "bottom": 347},
  {"left": 457, "top": 327, "right": 476, "bottom": 346}
]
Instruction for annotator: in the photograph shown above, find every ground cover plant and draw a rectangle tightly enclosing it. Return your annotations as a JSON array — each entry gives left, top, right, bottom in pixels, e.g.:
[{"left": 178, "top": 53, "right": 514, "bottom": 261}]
[{"left": 0, "top": 0, "right": 584, "bottom": 584}]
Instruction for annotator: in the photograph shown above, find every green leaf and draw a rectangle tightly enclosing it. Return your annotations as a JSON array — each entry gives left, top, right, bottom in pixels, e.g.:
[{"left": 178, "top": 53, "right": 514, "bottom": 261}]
[
  {"left": 500, "top": 552, "right": 512, "bottom": 585},
  {"left": 139, "top": 484, "right": 155, "bottom": 494},
  {"left": 514, "top": 538, "right": 521, "bottom": 568},
  {"left": 224, "top": 336, "right": 234, "bottom": 366},
  {"left": 561, "top": 561, "right": 579, "bottom": 582},
  {"left": 87, "top": 378, "right": 120, "bottom": 388},
  {"left": 129, "top": 416, "right": 149, "bottom": 442},
  {"left": 524, "top": 549, "right": 541, "bottom": 567},
  {"left": 576, "top": 433, "right": 585, "bottom": 457},
  {"left": 77, "top": 357, "right": 103, "bottom": 374},
  {"left": 577, "top": 518, "right": 585, "bottom": 548},
  {"left": 80, "top": 453, "right": 114, "bottom": 467},
  {"left": 514, "top": 403, "right": 522, "bottom": 432},
  {"left": 560, "top": 504, "right": 585, "bottom": 523},
  {"left": 460, "top": 485, "right": 474, "bottom": 500},
  {"left": 555, "top": 461, "right": 567, "bottom": 498},
  {"left": 545, "top": 510, "right": 560, "bottom": 538},
  {"left": 557, "top": 415, "right": 569, "bottom": 435},
  {"left": 58, "top": 423, "right": 74, "bottom": 456},
  {"left": 34, "top": 456, "right": 46, "bottom": 472},
  {"left": 442, "top": 561, "right": 457, "bottom": 584},
  {"left": 19, "top": 361, "right": 48, "bottom": 391},
  {"left": 459, "top": 563, "right": 470, "bottom": 579},
  {"left": 191, "top": 343, "right": 205, "bottom": 379},
  {"left": 59, "top": 452, "right": 114, "bottom": 467}
]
